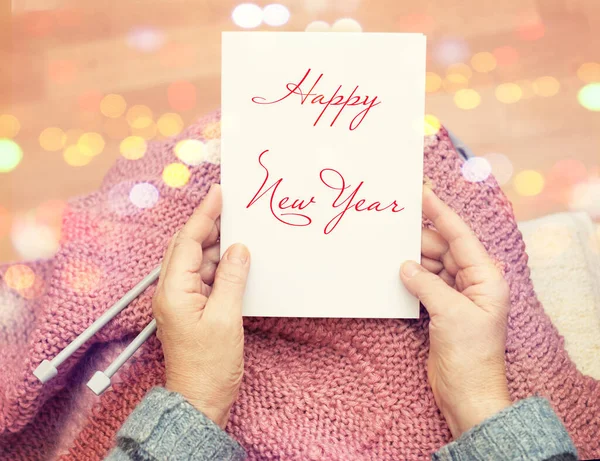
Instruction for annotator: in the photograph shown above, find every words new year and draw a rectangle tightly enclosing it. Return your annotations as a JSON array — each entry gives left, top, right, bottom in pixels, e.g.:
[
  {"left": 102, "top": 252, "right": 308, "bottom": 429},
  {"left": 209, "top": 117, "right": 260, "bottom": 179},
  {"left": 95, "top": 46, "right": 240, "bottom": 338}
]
[{"left": 246, "top": 150, "right": 405, "bottom": 234}]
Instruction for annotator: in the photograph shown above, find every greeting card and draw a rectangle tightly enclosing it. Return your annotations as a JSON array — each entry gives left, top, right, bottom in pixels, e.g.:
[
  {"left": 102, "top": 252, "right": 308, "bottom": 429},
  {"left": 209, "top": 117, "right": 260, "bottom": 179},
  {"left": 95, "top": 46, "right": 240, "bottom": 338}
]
[{"left": 221, "top": 32, "right": 426, "bottom": 318}]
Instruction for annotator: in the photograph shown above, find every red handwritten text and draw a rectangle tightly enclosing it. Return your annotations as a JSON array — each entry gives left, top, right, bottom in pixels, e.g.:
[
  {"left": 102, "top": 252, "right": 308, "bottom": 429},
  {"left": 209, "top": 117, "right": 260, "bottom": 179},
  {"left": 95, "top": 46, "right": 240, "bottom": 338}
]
[
  {"left": 251, "top": 68, "right": 381, "bottom": 131},
  {"left": 246, "top": 150, "right": 404, "bottom": 234}
]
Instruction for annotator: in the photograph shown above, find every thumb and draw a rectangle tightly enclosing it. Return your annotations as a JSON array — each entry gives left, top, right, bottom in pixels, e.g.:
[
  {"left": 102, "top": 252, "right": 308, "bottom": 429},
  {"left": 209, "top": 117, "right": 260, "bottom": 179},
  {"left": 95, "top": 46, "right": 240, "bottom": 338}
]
[
  {"left": 400, "top": 260, "right": 464, "bottom": 317},
  {"left": 206, "top": 243, "right": 251, "bottom": 318}
]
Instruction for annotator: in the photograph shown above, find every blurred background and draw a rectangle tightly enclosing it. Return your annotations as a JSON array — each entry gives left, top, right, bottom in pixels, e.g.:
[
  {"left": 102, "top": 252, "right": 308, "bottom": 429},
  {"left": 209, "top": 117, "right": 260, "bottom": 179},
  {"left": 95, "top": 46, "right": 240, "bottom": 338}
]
[{"left": 1, "top": 0, "right": 599, "bottom": 264}]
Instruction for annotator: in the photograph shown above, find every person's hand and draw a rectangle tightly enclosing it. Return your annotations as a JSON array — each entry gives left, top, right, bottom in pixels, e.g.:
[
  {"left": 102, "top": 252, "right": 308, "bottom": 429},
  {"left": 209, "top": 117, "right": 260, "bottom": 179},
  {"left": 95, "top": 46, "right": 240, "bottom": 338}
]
[
  {"left": 400, "top": 186, "right": 512, "bottom": 439},
  {"left": 152, "top": 184, "right": 251, "bottom": 429}
]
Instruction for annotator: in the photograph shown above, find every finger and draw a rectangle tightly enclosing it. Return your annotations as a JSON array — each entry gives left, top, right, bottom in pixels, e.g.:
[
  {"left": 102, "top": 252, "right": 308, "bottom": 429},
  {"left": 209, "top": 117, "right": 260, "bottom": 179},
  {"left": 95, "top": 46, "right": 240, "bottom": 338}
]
[
  {"left": 400, "top": 260, "right": 464, "bottom": 317},
  {"left": 167, "top": 184, "right": 222, "bottom": 277},
  {"left": 202, "top": 216, "right": 221, "bottom": 250},
  {"left": 422, "top": 186, "right": 493, "bottom": 270},
  {"left": 180, "top": 184, "right": 222, "bottom": 245},
  {"left": 422, "top": 228, "right": 460, "bottom": 277},
  {"left": 438, "top": 269, "right": 456, "bottom": 287},
  {"left": 421, "top": 228, "right": 449, "bottom": 261},
  {"left": 421, "top": 256, "right": 443, "bottom": 274},
  {"left": 159, "top": 231, "right": 179, "bottom": 285},
  {"left": 200, "top": 243, "right": 220, "bottom": 286},
  {"left": 205, "top": 244, "right": 251, "bottom": 320}
]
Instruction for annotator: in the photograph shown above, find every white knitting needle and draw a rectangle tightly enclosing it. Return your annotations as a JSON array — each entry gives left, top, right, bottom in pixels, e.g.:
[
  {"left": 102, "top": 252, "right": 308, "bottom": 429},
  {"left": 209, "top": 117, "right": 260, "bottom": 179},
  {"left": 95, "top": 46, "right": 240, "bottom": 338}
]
[
  {"left": 87, "top": 318, "right": 157, "bottom": 395},
  {"left": 33, "top": 265, "right": 162, "bottom": 383}
]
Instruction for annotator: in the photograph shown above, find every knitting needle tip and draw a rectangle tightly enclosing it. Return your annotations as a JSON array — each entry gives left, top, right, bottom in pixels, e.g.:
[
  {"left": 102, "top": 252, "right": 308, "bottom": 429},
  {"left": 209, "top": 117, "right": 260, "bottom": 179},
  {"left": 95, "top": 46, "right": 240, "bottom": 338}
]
[
  {"left": 33, "top": 360, "right": 58, "bottom": 384},
  {"left": 87, "top": 371, "right": 112, "bottom": 395}
]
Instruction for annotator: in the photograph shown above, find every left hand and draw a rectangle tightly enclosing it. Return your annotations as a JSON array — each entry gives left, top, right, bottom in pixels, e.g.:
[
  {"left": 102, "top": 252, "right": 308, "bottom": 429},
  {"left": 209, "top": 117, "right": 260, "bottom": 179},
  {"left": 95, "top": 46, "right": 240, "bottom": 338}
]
[
  {"left": 399, "top": 186, "right": 512, "bottom": 438},
  {"left": 152, "top": 184, "right": 251, "bottom": 429}
]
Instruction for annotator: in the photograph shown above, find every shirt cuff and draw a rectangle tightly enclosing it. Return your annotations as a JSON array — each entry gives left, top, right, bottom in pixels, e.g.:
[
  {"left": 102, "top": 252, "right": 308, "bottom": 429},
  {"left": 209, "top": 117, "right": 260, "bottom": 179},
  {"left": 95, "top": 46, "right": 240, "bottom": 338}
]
[
  {"left": 114, "top": 387, "right": 246, "bottom": 461},
  {"left": 433, "top": 397, "right": 578, "bottom": 461}
]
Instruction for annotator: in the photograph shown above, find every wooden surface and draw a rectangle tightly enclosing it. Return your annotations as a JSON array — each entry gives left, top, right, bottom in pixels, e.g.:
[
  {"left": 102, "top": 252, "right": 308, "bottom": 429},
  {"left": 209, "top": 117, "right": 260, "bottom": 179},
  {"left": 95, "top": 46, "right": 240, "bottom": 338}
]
[{"left": 1, "top": 0, "right": 599, "bottom": 262}]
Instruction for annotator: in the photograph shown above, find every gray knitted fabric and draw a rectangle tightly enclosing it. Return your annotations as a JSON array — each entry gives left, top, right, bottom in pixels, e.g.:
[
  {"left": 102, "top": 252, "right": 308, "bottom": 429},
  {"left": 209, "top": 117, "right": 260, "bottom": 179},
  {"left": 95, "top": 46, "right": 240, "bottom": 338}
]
[
  {"left": 106, "top": 388, "right": 577, "bottom": 460},
  {"left": 433, "top": 397, "right": 577, "bottom": 461},
  {"left": 106, "top": 387, "right": 245, "bottom": 460}
]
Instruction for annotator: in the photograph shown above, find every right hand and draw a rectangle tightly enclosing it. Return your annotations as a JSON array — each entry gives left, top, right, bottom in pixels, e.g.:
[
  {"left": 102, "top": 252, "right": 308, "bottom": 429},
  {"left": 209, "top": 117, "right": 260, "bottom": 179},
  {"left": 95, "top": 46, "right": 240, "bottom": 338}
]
[
  {"left": 152, "top": 184, "right": 251, "bottom": 429},
  {"left": 400, "top": 186, "right": 512, "bottom": 439}
]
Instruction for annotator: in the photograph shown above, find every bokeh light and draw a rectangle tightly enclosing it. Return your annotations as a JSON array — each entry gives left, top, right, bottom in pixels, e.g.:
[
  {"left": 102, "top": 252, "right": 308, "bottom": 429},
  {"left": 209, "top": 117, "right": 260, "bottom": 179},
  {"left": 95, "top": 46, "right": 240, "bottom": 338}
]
[
  {"left": 78, "top": 90, "right": 103, "bottom": 113},
  {"left": 577, "top": 62, "right": 600, "bottom": 83},
  {"left": 305, "top": 20, "right": 330, "bottom": 32},
  {"left": 454, "top": 89, "right": 481, "bottom": 110},
  {"left": 443, "top": 73, "right": 469, "bottom": 93},
  {"left": 63, "top": 145, "right": 92, "bottom": 167},
  {"left": 163, "top": 163, "right": 191, "bottom": 188},
  {"left": 157, "top": 113, "right": 184, "bottom": 137},
  {"left": 425, "top": 72, "right": 442, "bottom": 93},
  {"left": 36, "top": 199, "right": 66, "bottom": 229},
  {"left": 108, "top": 182, "right": 139, "bottom": 216},
  {"left": 202, "top": 121, "right": 221, "bottom": 140},
  {"left": 126, "top": 105, "right": 153, "bottom": 129},
  {"left": 77, "top": 132, "right": 105, "bottom": 157},
  {"left": 546, "top": 158, "right": 588, "bottom": 205},
  {"left": 570, "top": 179, "right": 600, "bottom": 219},
  {"left": 493, "top": 46, "right": 519, "bottom": 67},
  {"left": 533, "top": 76, "right": 560, "bottom": 97},
  {"left": 513, "top": 170, "right": 545, "bottom": 196},
  {"left": 65, "top": 128, "right": 84, "bottom": 146},
  {"left": 495, "top": 83, "right": 522, "bottom": 104},
  {"left": 447, "top": 63, "right": 472, "bottom": 79},
  {"left": 461, "top": 157, "right": 492, "bottom": 183},
  {"left": 483, "top": 153, "right": 513, "bottom": 185},
  {"left": 11, "top": 214, "right": 59, "bottom": 259},
  {"left": 471, "top": 52, "right": 496, "bottom": 73},
  {"left": 0, "top": 139, "right": 23, "bottom": 173},
  {"left": 304, "top": 0, "right": 327, "bottom": 13},
  {"left": 577, "top": 83, "right": 600, "bottom": 111},
  {"left": 232, "top": 3, "right": 263, "bottom": 28},
  {"left": 127, "top": 27, "right": 166, "bottom": 52},
  {"left": 423, "top": 114, "right": 441, "bottom": 136},
  {"left": 263, "top": 4, "right": 290, "bottom": 26},
  {"left": 120, "top": 136, "right": 147, "bottom": 160},
  {"left": 129, "top": 183, "right": 160, "bottom": 209},
  {"left": 100, "top": 94, "right": 127, "bottom": 118},
  {"left": 331, "top": 18, "right": 362, "bottom": 32},
  {"left": 0, "top": 114, "right": 20, "bottom": 138},
  {"left": 174, "top": 139, "right": 206, "bottom": 165},
  {"left": 38, "top": 127, "right": 66, "bottom": 151},
  {"left": 205, "top": 139, "right": 221, "bottom": 164},
  {"left": 167, "top": 81, "right": 197, "bottom": 112},
  {"left": 131, "top": 122, "right": 158, "bottom": 140},
  {"left": 433, "top": 38, "right": 470, "bottom": 66},
  {"left": 4, "top": 265, "right": 35, "bottom": 291}
]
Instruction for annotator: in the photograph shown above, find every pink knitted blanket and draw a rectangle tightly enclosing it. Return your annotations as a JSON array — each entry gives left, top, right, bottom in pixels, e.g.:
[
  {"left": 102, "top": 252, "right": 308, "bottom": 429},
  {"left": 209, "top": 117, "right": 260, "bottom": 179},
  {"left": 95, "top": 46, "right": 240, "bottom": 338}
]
[{"left": 0, "top": 111, "right": 598, "bottom": 460}]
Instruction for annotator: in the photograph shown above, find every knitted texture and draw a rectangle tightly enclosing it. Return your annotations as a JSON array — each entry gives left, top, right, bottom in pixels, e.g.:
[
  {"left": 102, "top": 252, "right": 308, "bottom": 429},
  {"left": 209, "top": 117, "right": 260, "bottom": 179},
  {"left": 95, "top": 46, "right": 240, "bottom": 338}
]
[{"left": 0, "top": 110, "right": 598, "bottom": 460}]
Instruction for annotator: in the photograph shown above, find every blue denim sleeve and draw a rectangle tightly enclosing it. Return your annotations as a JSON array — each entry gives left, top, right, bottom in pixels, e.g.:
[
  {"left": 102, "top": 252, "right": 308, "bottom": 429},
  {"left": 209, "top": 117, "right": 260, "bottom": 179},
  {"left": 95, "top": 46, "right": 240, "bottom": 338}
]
[
  {"left": 433, "top": 397, "right": 578, "bottom": 461},
  {"left": 105, "top": 387, "right": 246, "bottom": 461}
]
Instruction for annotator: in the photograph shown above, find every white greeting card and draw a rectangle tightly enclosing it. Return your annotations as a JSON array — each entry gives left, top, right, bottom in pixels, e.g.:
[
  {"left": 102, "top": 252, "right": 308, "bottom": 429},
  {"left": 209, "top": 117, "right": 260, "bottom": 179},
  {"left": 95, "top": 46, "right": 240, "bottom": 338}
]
[{"left": 221, "top": 32, "right": 425, "bottom": 318}]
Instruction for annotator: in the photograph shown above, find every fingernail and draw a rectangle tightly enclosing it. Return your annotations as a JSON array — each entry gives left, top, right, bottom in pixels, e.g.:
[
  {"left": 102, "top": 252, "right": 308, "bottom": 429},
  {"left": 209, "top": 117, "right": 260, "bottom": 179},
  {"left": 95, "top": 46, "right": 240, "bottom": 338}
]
[
  {"left": 402, "top": 261, "right": 422, "bottom": 278},
  {"left": 227, "top": 243, "right": 249, "bottom": 265}
]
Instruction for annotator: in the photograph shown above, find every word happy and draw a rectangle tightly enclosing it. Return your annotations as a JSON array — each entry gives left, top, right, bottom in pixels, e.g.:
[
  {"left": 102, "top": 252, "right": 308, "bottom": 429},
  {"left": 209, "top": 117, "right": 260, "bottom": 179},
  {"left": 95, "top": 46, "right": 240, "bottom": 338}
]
[
  {"left": 251, "top": 68, "right": 381, "bottom": 131},
  {"left": 246, "top": 150, "right": 404, "bottom": 234}
]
